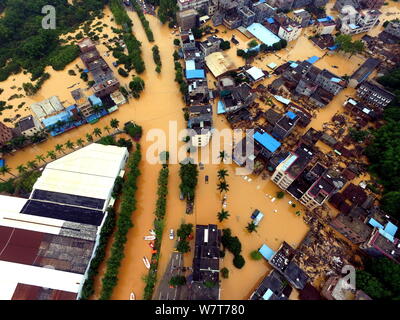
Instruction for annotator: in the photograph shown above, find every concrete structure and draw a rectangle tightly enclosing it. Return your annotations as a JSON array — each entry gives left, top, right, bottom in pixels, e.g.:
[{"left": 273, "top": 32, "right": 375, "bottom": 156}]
[
  {"left": 360, "top": 0, "right": 384, "bottom": 9},
  {"left": 177, "top": 8, "right": 199, "bottom": 30},
  {"left": 315, "top": 16, "right": 337, "bottom": 35},
  {"left": 334, "top": 0, "right": 361, "bottom": 12},
  {"left": 249, "top": 270, "right": 292, "bottom": 300},
  {"left": 178, "top": 0, "right": 209, "bottom": 13},
  {"left": 0, "top": 143, "right": 129, "bottom": 300},
  {"left": 349, "top": 58, "right": 380, "bottom": 88},
  {"left": 293, "top": 9, "right": 311, "bottom": 28},
  {"left": 71, "top": 88, "right": 95, "bottom": 119},
  {"left": 247, "top": 23, "right": 282, "bottom": 47},
  {"left": 339, "top": 6, "right": 381, "bottom": 35},
  {"left": 205, "top": 52, "right": 236, "bottom": 78},
  {"left": 30, "top": 96, "right": 64, "bottom": 122},
  {"left": 16, "top": 116, "right": 43, "bottom": 138},
  {"left": 278, "top": 23, "right": 302, "bottom": 42},
  {"left": 0, "top": 121, "right": 13, "bottom": 146},
  {"left": 356, "top": 80, "right": 395, "bottom": 109},
  {"left": 200, "top": 36, "right": 222, "bottom": 56}
]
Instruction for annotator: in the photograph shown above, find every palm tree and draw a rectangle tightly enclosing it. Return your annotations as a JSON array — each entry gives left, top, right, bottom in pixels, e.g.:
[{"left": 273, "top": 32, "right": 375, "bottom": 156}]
[
  {"left": 27, "top": 160, "right": 37, "bottom": 170},
  {"left": 110, "top": 118, "right": 119, "bottom": 129},
  {"left": 76, "top": 138, "right": 85, "bottom": 148},
  {"left": 217, "top": 169, "right": 229, "bottom": 181},
  {"left": 35, "top": 154, "right": 46, "bottom": 165},
  {"left": 47, "top": 150, "right": 57, "bottom": 160},
  {"left": 217, "top": 181, "right": 230, "bottom": 193},
  {"left": 16, "top": 164, "right": 28, "bottom": 175},
  {"left": 65, "top": 140, "right": 75, "bottom": 151},
  {"left": 246, "top": 222, "right": 258, "bottom": 233},
  {"left": 93, "top": 128, "right": 102, "bottom": 138},
  {"left": 217, "top": 209, "right": 230, "bottom": 222},
  {"left": 86, "top": 133, "right": 93, "bottom": 143},
  {"left": 55, "top": 144, "right": 65, "bottom": 155},
  {"left": 0, "top": 165, "right": 16, "bottom": 178},
  {"left": 104, "top": 125, "right": 111, "bottom": 134},
  {"left": 219, "top": 151, "right": 227, "bottom": 162}
]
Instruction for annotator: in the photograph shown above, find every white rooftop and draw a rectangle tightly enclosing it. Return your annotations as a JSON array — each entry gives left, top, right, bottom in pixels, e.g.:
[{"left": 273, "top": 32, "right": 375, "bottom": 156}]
[{"left": 246, "top": 66, "right": 265, "bottom": 81}]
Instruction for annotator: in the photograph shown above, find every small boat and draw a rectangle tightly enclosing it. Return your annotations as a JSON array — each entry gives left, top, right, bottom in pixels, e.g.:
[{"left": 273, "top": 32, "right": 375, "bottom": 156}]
[
  {"left": 149, "top": 229, "right": 156, "bottom": 236},
  {"left": 130, "top": 292, "right": 135, "bottom": 300},
  {"left": 149, "top": 242, "right": 155, "bottom": 249},
  {"left": 143, "top": 256, "right": 150, "bottom": 269},
  {"left": 144, "top": 235, "right": 156, "bottom": 241}
]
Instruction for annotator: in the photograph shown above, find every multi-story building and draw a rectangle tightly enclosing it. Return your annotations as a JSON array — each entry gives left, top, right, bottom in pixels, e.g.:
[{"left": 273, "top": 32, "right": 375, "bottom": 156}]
[
  {"left": 356, "top": 80, "right": 395, "bottom": 109},
  {"left": 249, "top": 270, "right": 292, "bottom": 300},
  {"left": 188, "top": 104, "right": 213, "bottom": 147},
  {"left": 239, "top": 6, "right": 256, "bottom": 27},
  {"left": 252, "top": 2, "right": 276, "bottom": 23},
  {"left": 272, "top": 144, "right": 314, "bottom": 190},
  {"left": 16, "top": 116, "right": 43, "bottom": 138},
  {"left": 340, "top": 7, "right": 381, "bottom": 35},
  {"left": 334, "top": 0, "right": 361, "bottom": 12},
  {"left": 272, "top": 111, "right": 300, "bottom": 140},
  {"left": 384, "top": 21, "right": 400, "bottom": 39},
  {"left": 315, "top": 16, "right": 337, "bottom": 35},
  {"left": 315, "top": 69, "right": 346, "bottom": 95},
  {"left": 330, "top": 212, "right": 373, "bottom": 244},
  {"left": 0, "top": 121, "right": 13, "bottom": 146},
  {"left": 71, "top": 88, "right": 95, "bottom": 119},
  {"left": 278, "top": 22, "right": 302, "bottom": 42},
  {"left": 360, "top": 227, "right": 400, "bottom": 263},
  {"left": 177, "top": 8, "right": 199, "bottom": 30},
  {"left": 199, "top": 36, "right": 222, "bottom": 56},
  {"left": 349, "top": 58, "right": 380, "bottom": 88},
  {"left": 190, "top": 224, "right": 221, "bottom": 300},
  {"left": 178, "top": 0, "right": 209, "bottom": 12},
  {"left": 292, "top": 9, "right": 311, "bottom": 28},
  {"left": 269, "top": 0, "right": 295, "bottom": 11}
]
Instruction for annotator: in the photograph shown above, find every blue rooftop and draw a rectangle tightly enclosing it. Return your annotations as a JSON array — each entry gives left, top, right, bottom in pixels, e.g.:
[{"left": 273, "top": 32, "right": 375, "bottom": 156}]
[
  {"left": 369, "top": 218, "right": 384, "bottom": 229},
  {"left": 0, "top": 159, "right": 4, "bottom": 168},
  {"left": 385, "top": 222, "right": 398, "bottom": 237},
  {"left": 259, "top": 244, "right": 275, "bottom": 261},
  {"left": 247, "top": 23, "right": 281, "bottom": 47},
  {"left": 253, "top": 131, "right": 281, "bottom": 153},
  {"left": 262, "top": 289, "right": 274, "bottom": 300},
  {"left": 266, "top": 17, "right": 275, "bottom": 24},
  {"left": 217, "top": 100, "right": 226, "bottom": 114},
  {"left": 186, "top": 69, "right": 205, "bottom": 79},
  {"left": 89, "top": 95, "right": 103, "bottom": 106},
  {"left": 306, "top": 56, "right": 320, "bottom": 64},
  {"left": 286, "top": 111, "right": 297, "bottom": 120}
]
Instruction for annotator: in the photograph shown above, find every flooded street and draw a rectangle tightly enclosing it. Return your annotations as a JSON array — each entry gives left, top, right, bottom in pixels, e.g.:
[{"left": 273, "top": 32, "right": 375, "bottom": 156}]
[{"left": 1, "top": 1, "right": 398, "bottom": 300}]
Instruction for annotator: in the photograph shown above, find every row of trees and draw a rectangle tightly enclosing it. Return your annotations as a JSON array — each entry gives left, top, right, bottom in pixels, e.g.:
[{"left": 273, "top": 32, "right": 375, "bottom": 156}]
[
  {"left": 132, "top": 0, "right": 155, "bottom": 42},
  {"left": 152, "top": 45, "right": 162, "bottom": 73},
  {"left": 80, "top": 207, "right": 116, "bottom": 299},
  {"left": 158, "top": 0, "right": 178, "bottom": 27},
  {"left": 100, "top": 143, "right": 142, "bottom": 300},
  {"left": 179, "top": 162, "right": 199, "bottom": 201},
  {"left": 176, "top": 223, "right": 194, "bottom": 254},
  {"left": 174, "top": 61, "right": 189, "bottom": 97},
  {"left": 143, "top": 163, "right": 170, "bottom": 299},
  {"left": 221, "top": 228, "right": 245, "bottom": 269},
  {"left": 237, "top": 39, "right": 287, "bottom": 60}
]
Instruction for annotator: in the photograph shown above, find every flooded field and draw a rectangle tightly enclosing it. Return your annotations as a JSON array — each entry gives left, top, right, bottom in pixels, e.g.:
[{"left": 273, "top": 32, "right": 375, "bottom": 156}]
[{"left": 0, "top": 0, "right": 398, "bottom": 300}]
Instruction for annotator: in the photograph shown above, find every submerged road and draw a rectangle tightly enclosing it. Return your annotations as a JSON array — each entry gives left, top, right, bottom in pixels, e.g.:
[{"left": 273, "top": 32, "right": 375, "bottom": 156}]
[{"left": 156, "top": 252, "right": 185, "bottom": 300}]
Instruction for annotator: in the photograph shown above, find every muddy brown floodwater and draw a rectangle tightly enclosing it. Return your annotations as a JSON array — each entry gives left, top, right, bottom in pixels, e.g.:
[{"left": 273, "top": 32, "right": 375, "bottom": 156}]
[{"left": 1, "top": 1, "right": 399, "bottom": 300}]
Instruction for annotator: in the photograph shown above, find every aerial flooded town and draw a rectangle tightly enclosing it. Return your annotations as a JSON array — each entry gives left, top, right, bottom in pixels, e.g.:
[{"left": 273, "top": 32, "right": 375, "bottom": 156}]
[{"left": 0, "top": 0, "right": 400, "bottom": 306}]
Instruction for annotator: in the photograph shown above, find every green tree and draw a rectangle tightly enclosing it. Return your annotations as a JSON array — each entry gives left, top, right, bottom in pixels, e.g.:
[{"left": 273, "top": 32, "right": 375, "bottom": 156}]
[
  {"left": 47, "top": 150, "right": 57, "bottom": 160},
  {"left": 217, "top": 181, "right": 230, "bottom": 193},
  {"left": 217, "top": 209, "right": 230, "bottom": 222},
  {"left": 0, "top": 165, "right": 16, "bottom": 178},
  {"left": 35, "top": 154, "right": 46, "bottom": 165},
  {"left": 27, "top": 160, "right": 37, "bottom": 170},
  {"left": 356, "top": 270, "right": 392, "bottom": 300},
  {"left": 220, "top": 267, "right": 229, "bottom": 279},
  {"left": 169, "top": 275, "right": 186, "bottom": 287},
  {"left": 55, "top": 143, "right": 65, "bottom": 155},
  {"left": 177, "top": 240, "right": 190, "bottom": 253},
  {"left": 16, "top": 164, "right": 27, "bottom": 175},
  {"left": 110, "top": 118, "right": 120, "bottom": 129},
  {"left": 217, "top": 169, "right": 229, "bottom": 181},
  {"left": 76, "top": 138, "right": 85, "bottom": 148},
  {"left": 93, "top": 128, "right": 102, "bottom": 138},
  {"left": 129, "top": 76, "right": 145, "bottom": 98},
  {"left": 65, "top": 140, "right": 75, "bottom": 151},
  {"left": 248, "top": 40, "right": 258, "bottom": 48},
  {"left": 86, "top": 133, "right": 94, "bottom": 143},
  {"left": 233, "top": 254, "right": 245, "bottom": 269},
  {"left": 250, "top": 250, "right": 263, "bottom": 260},
  {"left": 246, "top": 222, "right": 258, "bottom": 233},
  {"left": 277, "top": 191, "right": 285, "bottom": 199}
]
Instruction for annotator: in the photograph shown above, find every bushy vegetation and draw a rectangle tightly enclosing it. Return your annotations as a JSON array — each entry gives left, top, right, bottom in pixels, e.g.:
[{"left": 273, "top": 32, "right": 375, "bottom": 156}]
[
  {"left": 169, "top": 275, "right": 186, "bottom": 287},
  {"left": 250, "top": 250, "right": 263, "bottom": 260},
  {"left": 0, "top": 0, "right": 107, "bottom": 82},
  {"left": 176, "top": 223, "right": 193, "bottom": 254},
  {"left": 109, "top": 0, "right": 132, "bottom": 31},
  {"left": 152, "top": 45, "right": 162, "bottom": 73},
  {"left": 99, "top": 144, "right": 142, "bottom": 300},
  {"left": 80, "top": 207, "right": 116, "bottom": 300},
  {"left": 221, "top": 228, "right": 245, "bottom": 269},
  {"left": 129, "top": 76, "right": 145, "bottom": 98},
  {"left": 132, "top": 0, "right": 154, "bottom": 42},
  {"left": 174, "top": 61, "right": 188, "bottom": 97},
  {"left": 335, "top": 34, "right": 364, "bottom": 57},
  {"left": 158, "top": 0, "right": 178, "bottom": 27},
  {"left": 220, "top": 267, "right": 229, "bottom": 279},
  {"left": 356, "top": 257, "right": 400, "bottom": 300},
  {"left": 179, "top": 163, "right": 198, "bottom": 201},
  {"left": 366, "top": 67, "right": 400, "bottom": 219},
  {"left": 124, "top": 122, "right": 143, "bottom": 141}
]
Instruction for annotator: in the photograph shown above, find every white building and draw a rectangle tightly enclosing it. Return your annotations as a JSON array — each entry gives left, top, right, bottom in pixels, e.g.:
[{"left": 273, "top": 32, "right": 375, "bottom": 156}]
[
  {"left": 178, "top": 0, "right": 209, "bottom": 12},
  {"left": 16, "top": 115, "right": 43, "bottom": 137},
  {"left": 278, "top": 24, "right": 302, "bottom": 42},
  {"left": 340, "top": 6, "right": 381, "bottom": 35},
  {"left": 0, "top": 143, "right": 129, "bottom": 300}
]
